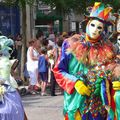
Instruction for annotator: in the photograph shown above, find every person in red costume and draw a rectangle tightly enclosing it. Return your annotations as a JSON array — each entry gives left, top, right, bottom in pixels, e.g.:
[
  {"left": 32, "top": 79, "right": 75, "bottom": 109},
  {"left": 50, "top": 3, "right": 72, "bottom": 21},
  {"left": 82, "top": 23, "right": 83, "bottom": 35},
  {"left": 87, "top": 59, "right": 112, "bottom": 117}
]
[{"left": 53, "top": 2, "right": 119, "bottom": 120}]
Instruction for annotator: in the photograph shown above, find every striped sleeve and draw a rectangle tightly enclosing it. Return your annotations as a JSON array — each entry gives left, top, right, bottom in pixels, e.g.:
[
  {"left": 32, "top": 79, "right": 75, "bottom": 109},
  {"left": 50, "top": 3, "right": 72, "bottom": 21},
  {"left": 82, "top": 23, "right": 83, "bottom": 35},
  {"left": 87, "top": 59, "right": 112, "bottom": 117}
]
[{"left": 53, "top": 41, "right": 78, "bottom": 94}]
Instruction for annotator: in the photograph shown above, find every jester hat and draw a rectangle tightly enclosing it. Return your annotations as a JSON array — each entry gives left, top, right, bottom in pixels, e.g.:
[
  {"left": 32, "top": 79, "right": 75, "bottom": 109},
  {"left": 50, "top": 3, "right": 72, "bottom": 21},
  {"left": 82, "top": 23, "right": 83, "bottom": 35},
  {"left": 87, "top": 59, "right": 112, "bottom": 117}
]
[{"left": 89, "top": 2, "right": 112, "bottom": 22}]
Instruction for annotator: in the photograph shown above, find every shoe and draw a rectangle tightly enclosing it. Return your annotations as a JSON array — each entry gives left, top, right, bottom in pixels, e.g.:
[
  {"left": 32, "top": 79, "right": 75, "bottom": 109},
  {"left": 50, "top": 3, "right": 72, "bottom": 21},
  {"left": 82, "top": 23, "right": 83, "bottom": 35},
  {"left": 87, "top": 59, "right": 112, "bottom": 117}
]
[
  {"left": 35, "top": 91, "right": 40, "bottom": 94},
  {"left": 51, "top": 94, "right": 57, "bottom": 96},
  {"left": 41, "top": 92, "right": 48, "bottom": 96},
  {"left": 30, "top": 91, "right": 36, "bottom": 95}
]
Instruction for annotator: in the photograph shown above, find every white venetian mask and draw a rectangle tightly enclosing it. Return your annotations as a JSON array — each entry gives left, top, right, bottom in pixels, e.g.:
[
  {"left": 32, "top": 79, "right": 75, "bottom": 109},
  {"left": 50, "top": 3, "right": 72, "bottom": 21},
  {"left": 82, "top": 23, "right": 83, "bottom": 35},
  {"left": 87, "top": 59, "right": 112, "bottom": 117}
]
[{"left": 87, "top": 19, "right": 104, "bottom": 39}]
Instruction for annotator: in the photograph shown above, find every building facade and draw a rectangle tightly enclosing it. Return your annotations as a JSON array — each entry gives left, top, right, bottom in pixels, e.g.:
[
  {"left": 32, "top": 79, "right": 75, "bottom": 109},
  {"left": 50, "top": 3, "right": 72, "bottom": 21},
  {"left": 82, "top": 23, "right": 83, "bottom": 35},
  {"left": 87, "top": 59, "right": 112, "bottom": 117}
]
[{"left": 0, "top": 4, "right": 20, "bottom": 36}]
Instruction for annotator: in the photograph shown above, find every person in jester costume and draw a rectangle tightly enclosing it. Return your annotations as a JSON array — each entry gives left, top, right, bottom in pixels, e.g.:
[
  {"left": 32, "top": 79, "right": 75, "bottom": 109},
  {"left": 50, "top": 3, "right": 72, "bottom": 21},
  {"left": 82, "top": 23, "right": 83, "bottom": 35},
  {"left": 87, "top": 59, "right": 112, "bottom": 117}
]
[{"left": 53, "top": 2, "right": 118, "bottom": 120}]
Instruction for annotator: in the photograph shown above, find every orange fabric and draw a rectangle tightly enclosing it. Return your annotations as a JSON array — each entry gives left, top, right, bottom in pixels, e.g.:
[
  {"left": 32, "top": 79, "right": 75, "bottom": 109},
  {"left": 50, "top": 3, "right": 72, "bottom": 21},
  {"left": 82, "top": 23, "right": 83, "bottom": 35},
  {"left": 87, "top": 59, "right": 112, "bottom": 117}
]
[
  {"left": 53, "top": 64, "right": 75, "bottom": 94},
  {"left": 85, "top": 34, "right": 100, "bottom": 43},
  {"left": 75, "top": 110, "right": 82, "bottom": 120},
  {"left": 64, "top": 113, "right": 69, "bottom": 120},
  {"left": 53, "top": 54, "right": 75, "bottom": 94}
]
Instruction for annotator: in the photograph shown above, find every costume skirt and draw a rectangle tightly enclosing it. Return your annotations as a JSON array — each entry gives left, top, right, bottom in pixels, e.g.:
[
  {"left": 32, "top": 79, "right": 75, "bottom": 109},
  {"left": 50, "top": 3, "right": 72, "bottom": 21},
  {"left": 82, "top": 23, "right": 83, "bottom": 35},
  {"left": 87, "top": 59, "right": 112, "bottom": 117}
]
[{"left": 0, "top": 91, "right": 25, "bottom": 120}]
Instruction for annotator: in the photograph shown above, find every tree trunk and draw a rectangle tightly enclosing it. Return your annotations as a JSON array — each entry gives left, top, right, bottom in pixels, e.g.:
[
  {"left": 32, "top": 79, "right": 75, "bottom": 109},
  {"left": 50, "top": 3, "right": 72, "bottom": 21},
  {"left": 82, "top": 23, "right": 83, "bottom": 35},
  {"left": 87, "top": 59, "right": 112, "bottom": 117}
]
[{"left": 21, "top": 5, "right": 27, "bottom": 81}]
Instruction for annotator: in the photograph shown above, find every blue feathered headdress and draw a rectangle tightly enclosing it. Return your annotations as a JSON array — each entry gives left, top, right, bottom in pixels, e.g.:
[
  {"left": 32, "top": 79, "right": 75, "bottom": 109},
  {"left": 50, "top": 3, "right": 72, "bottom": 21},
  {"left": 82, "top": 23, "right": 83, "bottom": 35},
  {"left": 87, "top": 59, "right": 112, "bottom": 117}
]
[{"left": 0, "top": 36, "right": 14, "bottom": 56}]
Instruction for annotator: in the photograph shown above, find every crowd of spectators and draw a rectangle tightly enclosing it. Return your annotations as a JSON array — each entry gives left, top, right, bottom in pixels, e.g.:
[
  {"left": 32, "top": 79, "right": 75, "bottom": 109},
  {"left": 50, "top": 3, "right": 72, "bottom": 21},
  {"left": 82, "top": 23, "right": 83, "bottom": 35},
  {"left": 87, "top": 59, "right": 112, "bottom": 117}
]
[
  {"left": 2, "top": 29, "right": 118, "bottom": 96},
  {"left": 24, "top": 30, "right": 70, "bottom": 96},
  {"left": 1, "top": 30, "right": 79, "bottom": 96}
]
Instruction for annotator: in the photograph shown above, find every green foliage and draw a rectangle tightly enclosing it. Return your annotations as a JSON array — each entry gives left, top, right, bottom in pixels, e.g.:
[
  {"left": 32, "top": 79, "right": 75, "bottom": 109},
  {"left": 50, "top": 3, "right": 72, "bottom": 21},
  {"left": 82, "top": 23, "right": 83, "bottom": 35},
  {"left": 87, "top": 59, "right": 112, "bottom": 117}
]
[
  {"left": 2, "top": 0, "right": 120, "bottom": 13},
  {"left": 112, "top": 0, "right": 120, "bottom": 12},
  {"left": 3, "top": 0, "right": 35, "bottom": 8},
  {"left": 40, "top": 0, "right": 87, "bottom": 15},
  {"left": 2, "top": 0, "right": 16, "bottom": 4},
  {"left": 39, "top": 0, "right": 120, "bottom": 15}
]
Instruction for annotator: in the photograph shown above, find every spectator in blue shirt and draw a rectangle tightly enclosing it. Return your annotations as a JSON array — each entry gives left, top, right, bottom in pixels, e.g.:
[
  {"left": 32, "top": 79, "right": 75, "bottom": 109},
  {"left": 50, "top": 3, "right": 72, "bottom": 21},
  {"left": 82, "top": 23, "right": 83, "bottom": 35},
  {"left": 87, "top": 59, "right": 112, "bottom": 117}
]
[{"left": 38, "top": 47, "right": 48, "bottom": 96}]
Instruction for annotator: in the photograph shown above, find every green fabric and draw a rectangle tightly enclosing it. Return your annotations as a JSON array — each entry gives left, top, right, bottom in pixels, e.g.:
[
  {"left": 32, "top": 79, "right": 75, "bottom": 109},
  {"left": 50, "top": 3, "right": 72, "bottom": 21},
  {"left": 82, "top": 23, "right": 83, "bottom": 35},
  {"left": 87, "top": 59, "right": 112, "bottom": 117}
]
[
  {"left": 98, "top": 3, "right": 105, "bottom": 14},
  {"left": 68, "top": 56, "right": 88, "bottom": 81},
  {"left": 63, "top": 55, "right": 88, "bottom": 120},
  {"left": 64, "top": 91, "right": 85, "bottom": 120},
  {"left": 114, "top": 91, "right": 120, "bottom": 120},
  {"left": 63, "top": 55, "right": 108, "bottom": 119},
  {"left": 108, "top": 108, "right": 115, "bottom": 120},
  {"left": 94, "top": 77, "right": 103, "bottom": 95}
]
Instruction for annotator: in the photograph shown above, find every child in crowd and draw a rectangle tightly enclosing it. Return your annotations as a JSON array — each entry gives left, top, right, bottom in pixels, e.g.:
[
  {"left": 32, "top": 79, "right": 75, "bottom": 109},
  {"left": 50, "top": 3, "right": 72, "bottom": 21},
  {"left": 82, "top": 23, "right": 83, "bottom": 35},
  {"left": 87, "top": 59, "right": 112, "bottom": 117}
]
[
  {"left": 38, "top": 47, "right": 48, "bottom": 96},
  {"left": 47, "top": 45, "right": 55, "bottom": 83},
  {"left": 47, "top": 45, "right": 57, "bottom": 96}
]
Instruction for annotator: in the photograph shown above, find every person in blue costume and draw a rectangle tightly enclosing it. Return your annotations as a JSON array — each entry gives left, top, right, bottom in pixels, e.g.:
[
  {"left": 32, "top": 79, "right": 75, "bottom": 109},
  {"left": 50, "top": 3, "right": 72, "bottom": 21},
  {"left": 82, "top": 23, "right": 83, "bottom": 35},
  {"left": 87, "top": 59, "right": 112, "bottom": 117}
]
[
  {"left": 0, "top": 35, "right": 26, "bottom": 120},
  {"left": 53, "top": 2, "right": 117, "bottom": 120}
]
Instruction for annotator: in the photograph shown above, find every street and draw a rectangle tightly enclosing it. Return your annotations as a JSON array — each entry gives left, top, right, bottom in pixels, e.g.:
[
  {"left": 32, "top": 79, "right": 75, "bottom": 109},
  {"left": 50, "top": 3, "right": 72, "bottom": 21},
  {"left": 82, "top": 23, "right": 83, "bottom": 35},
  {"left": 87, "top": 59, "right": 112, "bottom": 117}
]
[{"left": 22, "top": 94, "right": 64, "bottom": 120}]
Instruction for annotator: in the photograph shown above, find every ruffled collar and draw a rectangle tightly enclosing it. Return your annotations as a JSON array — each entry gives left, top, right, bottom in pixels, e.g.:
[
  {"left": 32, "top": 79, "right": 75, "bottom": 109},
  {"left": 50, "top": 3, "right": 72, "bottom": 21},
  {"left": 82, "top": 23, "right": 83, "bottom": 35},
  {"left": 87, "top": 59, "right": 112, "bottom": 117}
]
[
  {"left": 67, "top": 34, "right": 115, "bottom": 66},
  {"left": 85, "top": 34, "right": 101, "bottom": 44}
]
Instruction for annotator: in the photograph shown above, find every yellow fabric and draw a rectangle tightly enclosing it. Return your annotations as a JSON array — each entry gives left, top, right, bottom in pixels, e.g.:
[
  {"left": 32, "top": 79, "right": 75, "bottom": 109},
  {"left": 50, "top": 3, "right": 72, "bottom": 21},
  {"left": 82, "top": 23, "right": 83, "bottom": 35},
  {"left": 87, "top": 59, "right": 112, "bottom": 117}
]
[
  {"left": 106, "top": 79, "right": 111, "bottom": 105},
  {"left": 113, "top": 87, "right": 120, "bottom": 90},
  {"left": 0, "top": 85, "right": 6, "bottom": 95},
  {"left": 104, "top": 7, "right": 112, "bottom": 16},
  {"left": 75, "top": 80, "right": 91, "bottom": 96},
  {"left": 95, "top": 2, "right": 101, "bottom": 7},
  {"left": 112, "top": 81, "right": 120, "bottom": 87},
  {"left": 112, "top": 81, "right": 120, "bottom": 90},
  {"left": 75, "top": 111, "right": 82, "bottom": 120}
]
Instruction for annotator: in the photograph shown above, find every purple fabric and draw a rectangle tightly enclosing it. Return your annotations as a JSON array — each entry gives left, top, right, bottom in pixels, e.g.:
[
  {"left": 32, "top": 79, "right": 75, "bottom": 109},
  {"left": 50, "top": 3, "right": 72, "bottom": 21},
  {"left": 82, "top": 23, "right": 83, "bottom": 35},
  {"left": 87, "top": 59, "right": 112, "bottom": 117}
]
[
  {"left": 82, "top": 112, "right": 106, "bottom": 120},
  {"left": 0, "top": 91, "right": 24, "bottom": 120}
]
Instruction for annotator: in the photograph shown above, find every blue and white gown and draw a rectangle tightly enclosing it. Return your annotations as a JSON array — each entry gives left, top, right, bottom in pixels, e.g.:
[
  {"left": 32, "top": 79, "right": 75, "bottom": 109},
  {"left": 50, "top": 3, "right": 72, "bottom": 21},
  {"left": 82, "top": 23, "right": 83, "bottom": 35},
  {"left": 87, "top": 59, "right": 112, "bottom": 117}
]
[{"left": 0, "top": 56, "right": 25, "bottom": 120}]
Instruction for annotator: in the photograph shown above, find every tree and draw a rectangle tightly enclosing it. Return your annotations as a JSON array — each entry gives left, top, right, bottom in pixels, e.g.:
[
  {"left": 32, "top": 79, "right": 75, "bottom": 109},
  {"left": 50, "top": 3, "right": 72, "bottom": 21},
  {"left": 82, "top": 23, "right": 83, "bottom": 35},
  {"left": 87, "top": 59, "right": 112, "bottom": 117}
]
[
  {"left": 38, "top": 0, "right": 119, "bottom": 33},
  {"left": 39, "top": 0, "right": 87, "bottom": 32},
  {"left": 39, "top": 0, "right": 87, "bottom": 16},
  {"left": 40, "top": 0, "right": 120, "bottom": 15},
  {"left": 2, "top": 0, "right": 35, "bottom": 80}
]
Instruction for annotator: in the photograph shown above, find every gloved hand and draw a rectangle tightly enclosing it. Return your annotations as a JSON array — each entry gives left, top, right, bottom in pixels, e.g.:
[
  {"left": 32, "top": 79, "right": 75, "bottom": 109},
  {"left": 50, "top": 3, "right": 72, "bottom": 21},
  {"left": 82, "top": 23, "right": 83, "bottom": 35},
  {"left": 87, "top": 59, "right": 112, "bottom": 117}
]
[
  {"left": 0, "top": 85, "right": 6, "bottom": 95},
  {"left": 112, "top": 81, "right": 120, "bottom": 90},
  {"left": 75, "top": 80, "right": 91, "bottom": 96}
]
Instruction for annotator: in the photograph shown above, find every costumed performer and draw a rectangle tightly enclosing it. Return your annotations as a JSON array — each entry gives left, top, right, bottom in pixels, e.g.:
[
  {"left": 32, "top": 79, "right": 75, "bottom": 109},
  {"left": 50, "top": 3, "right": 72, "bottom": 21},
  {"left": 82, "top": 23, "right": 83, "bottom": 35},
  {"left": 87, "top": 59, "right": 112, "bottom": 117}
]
[
  {"left": 53, "top": 2, "right": 116, "bottom": 120},
  {"left": 111, "top": 13, "right": 120, "bottom": 120},
  {"left": 0, "top": 35, "right": 26, "bottom": 120}
]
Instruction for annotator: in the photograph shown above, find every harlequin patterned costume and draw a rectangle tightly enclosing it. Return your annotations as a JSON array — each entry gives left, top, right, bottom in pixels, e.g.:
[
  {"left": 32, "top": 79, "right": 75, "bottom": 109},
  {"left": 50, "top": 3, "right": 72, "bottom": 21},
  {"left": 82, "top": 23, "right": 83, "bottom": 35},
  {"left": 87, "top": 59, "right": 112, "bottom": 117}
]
[
  {"left": 53, "top": 33, "right": 116, "bottom": 120},
  {"left": 53, "top": 2, "right": 117, "bottom": 120}
]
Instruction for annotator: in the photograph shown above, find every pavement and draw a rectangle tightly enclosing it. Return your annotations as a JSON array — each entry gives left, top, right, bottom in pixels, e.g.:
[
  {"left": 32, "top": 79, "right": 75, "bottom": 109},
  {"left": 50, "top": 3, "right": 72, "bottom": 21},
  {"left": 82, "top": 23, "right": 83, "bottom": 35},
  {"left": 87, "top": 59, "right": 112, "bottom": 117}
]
[{"left": 22, "top": 94, "right": 64, "bottom": 120}]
